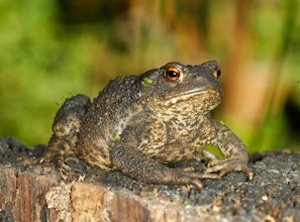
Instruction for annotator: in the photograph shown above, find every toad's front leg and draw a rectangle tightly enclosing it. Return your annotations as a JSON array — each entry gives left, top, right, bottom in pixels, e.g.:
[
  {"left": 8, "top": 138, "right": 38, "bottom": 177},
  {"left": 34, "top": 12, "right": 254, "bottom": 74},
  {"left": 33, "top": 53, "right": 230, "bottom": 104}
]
[
  {"left": 110, "top": 144, "right": 208, "bottom": 189},
  {"left": 204, "top": 119, "right": 253, "bottom": 180}
]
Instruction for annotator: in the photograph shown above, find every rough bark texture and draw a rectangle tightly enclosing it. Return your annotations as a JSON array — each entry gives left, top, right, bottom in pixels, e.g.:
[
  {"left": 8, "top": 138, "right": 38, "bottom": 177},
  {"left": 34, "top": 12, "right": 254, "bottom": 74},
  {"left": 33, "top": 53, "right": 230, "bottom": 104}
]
[{"left": 0, "top": 137, "right": 300, "bottom": 222}]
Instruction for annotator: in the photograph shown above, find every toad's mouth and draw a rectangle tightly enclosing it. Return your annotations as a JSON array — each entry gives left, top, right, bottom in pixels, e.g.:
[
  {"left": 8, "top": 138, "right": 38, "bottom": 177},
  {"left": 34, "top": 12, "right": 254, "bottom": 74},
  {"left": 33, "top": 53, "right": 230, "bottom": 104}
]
[{"left": 163, "top": 86, "right": 221, "bottom": 105}]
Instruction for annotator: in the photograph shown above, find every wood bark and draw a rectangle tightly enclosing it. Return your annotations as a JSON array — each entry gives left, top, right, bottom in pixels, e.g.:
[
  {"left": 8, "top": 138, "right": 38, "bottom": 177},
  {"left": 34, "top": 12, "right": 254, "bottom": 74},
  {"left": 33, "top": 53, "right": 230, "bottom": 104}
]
[{"left": 0, "top": 166, "right": 216, "bottom": 222}]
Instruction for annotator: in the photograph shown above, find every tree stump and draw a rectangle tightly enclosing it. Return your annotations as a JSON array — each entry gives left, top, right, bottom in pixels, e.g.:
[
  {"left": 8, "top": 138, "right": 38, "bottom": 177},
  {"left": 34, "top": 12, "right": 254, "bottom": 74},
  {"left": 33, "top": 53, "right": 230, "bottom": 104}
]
[{"left": 0, "top": 137, "right": 299, "bottom": 222}]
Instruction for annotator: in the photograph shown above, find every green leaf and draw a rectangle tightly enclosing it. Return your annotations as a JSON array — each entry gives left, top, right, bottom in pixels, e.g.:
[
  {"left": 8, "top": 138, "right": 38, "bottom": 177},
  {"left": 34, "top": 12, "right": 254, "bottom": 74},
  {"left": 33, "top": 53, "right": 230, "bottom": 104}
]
[
  {"left": 114, "top": 133, "right": 122, "bottom": 142},
  {"left": 143, "top": 77, "right": 153, "bottom": 87}
]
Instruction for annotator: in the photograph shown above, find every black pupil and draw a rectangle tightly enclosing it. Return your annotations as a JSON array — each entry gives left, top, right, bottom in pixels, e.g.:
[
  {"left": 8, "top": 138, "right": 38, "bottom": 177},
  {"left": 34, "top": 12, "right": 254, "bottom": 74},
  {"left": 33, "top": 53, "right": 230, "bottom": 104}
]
[
  {"left": 168, "top": 70, "right": 178, "bottom": 77},
  {"left": 217, "top": 69, "right": 221, "bottom": 77}
]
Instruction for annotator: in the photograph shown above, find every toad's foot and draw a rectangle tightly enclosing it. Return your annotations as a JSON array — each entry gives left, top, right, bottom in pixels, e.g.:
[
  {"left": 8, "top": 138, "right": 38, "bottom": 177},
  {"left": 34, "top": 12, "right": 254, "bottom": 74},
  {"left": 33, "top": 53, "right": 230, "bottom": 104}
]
[
  {"left": 167, "top": 170, "right": 204, "bottom": 189},
  {"left": 204, "top": 158, "right": 253, "bottom": 180},
  {"left": 171, "top": 168, "right": 230, "bottom": 189}
]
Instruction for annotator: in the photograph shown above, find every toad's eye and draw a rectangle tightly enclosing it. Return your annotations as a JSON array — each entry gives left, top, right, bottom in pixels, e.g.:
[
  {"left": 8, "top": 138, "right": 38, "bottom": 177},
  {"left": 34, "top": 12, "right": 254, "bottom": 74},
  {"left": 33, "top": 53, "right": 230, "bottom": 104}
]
[{"left": 164, "top": 67, "right": 181, "bottom": 81}]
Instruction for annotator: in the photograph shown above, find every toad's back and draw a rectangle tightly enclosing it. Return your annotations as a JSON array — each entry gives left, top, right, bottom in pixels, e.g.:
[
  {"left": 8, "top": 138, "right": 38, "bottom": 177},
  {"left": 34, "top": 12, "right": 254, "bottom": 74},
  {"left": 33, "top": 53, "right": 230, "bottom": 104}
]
[{"left": 77, "top": 76, "right": 144, "bottom": 170}]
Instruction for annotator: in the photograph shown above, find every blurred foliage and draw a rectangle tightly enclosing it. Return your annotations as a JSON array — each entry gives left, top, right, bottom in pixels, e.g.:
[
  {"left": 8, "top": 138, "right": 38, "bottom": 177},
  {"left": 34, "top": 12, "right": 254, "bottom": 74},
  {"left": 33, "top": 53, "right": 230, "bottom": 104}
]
[
  {"left": 0, "top": 0, "right": 299, "bottom": 152},
  {"left": 0, "top": 0, "right": 91, "bottom": 144}
]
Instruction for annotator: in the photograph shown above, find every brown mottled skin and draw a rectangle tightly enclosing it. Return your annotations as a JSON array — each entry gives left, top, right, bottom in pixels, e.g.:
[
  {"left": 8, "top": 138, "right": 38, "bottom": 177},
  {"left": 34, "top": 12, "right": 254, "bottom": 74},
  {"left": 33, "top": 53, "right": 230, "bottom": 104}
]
[{"left": 46, "top": 61, "right": 253, "bottom": 189}]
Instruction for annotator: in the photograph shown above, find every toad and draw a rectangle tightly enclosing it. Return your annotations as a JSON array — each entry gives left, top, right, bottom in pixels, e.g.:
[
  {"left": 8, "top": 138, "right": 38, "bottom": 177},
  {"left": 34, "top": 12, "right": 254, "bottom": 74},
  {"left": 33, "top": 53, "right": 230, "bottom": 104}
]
[{"left": 45, "top": 61, "right": 252, "bottom": 189}]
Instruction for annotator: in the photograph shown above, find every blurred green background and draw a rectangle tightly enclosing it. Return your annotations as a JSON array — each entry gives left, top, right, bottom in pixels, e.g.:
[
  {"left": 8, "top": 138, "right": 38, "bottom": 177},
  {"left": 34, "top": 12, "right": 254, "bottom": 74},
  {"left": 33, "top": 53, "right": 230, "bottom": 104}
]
[{"left": 0, "top": 0, "right": 299, "bottom": 152}]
